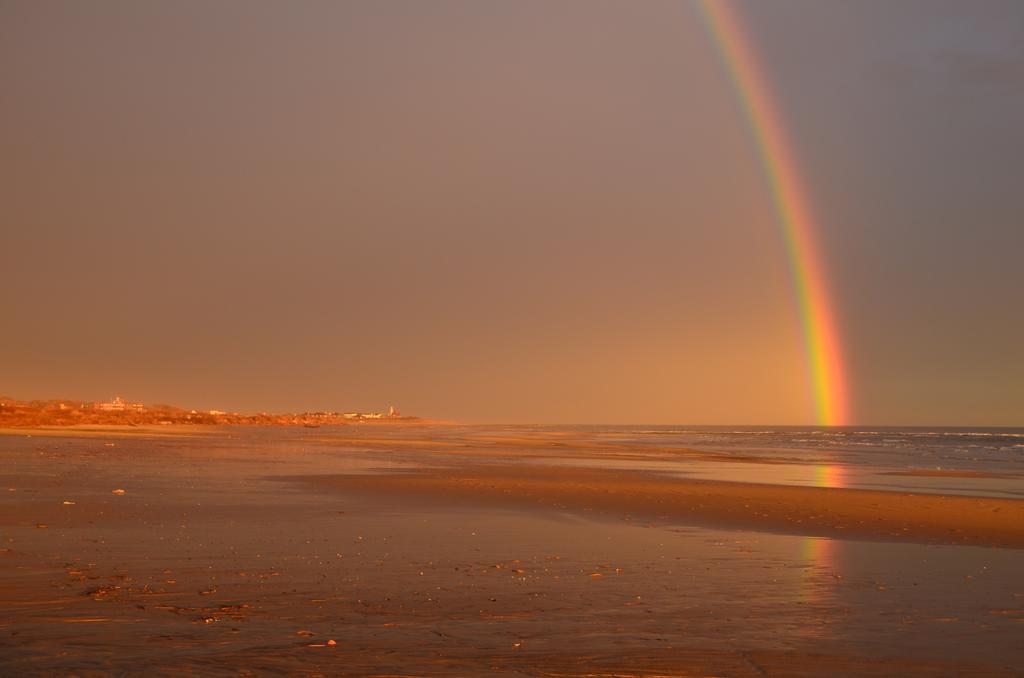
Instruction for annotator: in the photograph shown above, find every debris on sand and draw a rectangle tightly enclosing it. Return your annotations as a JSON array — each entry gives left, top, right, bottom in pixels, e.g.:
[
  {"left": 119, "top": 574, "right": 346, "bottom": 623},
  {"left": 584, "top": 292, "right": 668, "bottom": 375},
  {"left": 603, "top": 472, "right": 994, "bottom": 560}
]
[
  {"left": 83, "top": 585, "right": 122, "bottom": 600},
  {"left": 111, "top": 489, "right": 126, "bottom": 495},
  {"left": 306, "top": 638, "right": 338, "bottom": 648}
]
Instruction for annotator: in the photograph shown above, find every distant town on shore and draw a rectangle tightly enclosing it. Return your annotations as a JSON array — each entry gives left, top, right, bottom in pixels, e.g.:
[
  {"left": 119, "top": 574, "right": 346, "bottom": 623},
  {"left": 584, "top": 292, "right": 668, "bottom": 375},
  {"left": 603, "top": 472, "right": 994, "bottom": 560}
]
[{"left": 0, "top": 395, "right": 419, "bottom": 428}]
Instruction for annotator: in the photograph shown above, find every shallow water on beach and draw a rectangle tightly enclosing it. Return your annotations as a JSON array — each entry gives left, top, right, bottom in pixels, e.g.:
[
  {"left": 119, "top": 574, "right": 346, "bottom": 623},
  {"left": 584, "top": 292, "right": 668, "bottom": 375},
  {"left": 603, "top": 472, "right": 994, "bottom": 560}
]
[
  {"left": 303, "top": 423, "right": 1024, "bottom": 498},
  {"left": 529, "top": 456, "right": 1024, "bottom": 499},
  {"left": 1, "top": 425, "right": 1022, "bottom": 675}
]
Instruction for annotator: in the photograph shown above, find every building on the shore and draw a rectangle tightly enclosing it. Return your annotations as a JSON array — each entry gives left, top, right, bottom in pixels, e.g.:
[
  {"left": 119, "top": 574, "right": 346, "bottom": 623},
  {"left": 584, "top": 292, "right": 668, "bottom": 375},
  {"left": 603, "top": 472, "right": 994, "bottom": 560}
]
[{"left": 93, "top": 396, "right": 144, "bottom": 412}]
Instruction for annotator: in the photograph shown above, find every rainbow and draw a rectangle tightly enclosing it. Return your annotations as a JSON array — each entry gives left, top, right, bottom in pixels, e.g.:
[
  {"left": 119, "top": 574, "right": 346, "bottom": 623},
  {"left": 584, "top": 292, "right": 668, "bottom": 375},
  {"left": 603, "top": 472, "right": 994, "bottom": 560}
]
[{"left": 696, "top": 0, "right": 850, "bottom": 426}]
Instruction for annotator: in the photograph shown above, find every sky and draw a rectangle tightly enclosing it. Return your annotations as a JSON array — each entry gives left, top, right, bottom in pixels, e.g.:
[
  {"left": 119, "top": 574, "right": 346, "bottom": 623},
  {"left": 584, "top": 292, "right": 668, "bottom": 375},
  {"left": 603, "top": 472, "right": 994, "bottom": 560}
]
[{"left": 2, "top": 0, "right": 1022, "bottom": 425}]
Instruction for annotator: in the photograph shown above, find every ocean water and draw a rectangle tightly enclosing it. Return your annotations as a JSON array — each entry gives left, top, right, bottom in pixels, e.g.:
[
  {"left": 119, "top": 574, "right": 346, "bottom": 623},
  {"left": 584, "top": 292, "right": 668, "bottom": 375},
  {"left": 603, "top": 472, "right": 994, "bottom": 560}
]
[{"left": 570, "top": 425, "right": 1024, "bottom": 468}]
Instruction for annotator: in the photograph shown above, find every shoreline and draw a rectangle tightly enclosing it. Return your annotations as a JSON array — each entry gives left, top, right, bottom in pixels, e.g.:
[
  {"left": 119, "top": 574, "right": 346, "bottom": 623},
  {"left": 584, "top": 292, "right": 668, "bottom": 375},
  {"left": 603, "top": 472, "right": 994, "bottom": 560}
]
[
  {"left": 0, "top": 419, "right": 455, "bottom": 437},
  {"left": 293, "top": 464, "right": 1024, "bottom": 549}
]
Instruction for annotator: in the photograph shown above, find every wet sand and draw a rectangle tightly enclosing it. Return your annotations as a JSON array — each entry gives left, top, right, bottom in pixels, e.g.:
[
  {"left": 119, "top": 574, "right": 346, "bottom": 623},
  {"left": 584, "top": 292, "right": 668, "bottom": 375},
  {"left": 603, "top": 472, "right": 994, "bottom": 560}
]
[
  {"left": 881, "top": 469, "right": 1019, "bottom": 479},
  {"left": 298, "top": 464, "right": 1024, "bottom": 548},
  {"left": 1, "top": 426, "right": 1022, "bottom": 676}
]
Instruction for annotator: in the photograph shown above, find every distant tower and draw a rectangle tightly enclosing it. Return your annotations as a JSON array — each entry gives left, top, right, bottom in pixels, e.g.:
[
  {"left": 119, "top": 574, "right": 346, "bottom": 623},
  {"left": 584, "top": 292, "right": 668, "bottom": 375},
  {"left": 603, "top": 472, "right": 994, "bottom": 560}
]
[{"left": 388, "top": 405, "right": 400, "bottom": 418}]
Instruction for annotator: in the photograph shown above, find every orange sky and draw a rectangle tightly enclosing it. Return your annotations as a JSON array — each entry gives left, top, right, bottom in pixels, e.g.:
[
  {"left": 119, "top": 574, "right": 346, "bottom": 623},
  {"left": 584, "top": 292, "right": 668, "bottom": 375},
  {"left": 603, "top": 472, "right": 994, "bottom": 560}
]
[{"left": 2, "top": 1, "right": 1022, "bottom": 424}]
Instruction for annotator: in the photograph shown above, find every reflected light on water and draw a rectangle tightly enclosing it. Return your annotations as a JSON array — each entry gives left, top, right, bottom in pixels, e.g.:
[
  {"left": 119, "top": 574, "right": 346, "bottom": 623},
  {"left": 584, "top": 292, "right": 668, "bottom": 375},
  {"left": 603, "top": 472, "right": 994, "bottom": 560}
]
[
  {"left": 799, "top": 464, "right": 845, "bottom": 613},
  {"left": 813, "top": 463, "right": 847, "bottom": 489}
]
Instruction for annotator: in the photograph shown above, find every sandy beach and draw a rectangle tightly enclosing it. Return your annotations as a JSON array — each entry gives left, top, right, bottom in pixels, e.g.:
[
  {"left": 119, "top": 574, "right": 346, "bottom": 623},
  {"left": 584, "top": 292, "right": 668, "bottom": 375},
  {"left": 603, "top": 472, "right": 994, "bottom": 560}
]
[{"left": 1, "top": 425, "right": 1022, "bottom": 675}]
